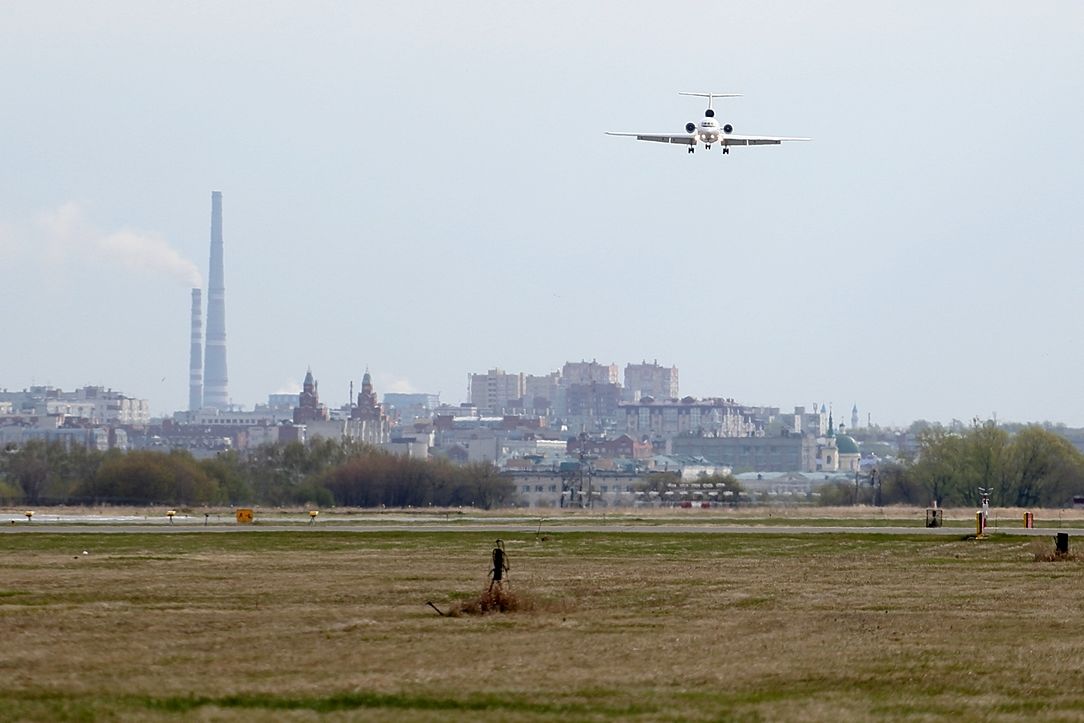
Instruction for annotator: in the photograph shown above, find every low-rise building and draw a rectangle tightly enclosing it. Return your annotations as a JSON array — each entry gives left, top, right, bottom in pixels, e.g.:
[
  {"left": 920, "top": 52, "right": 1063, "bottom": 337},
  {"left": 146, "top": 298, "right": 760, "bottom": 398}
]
[
  {"left": 503, "top": 469, "right": 641, "bottom": 508},
  {"left": 671, "top": 434, "right": 811, "bottom": 472},
  {"left": 0, "top": 386, "right": 149, "bottom": 426},
  {"left": 383, "top": 392, "right": 440, "bottom": 426},
  {"left": 567, "top": 434, "right": 653, "bottom": 460},
  {"left": 621, "top": 397, "right": 761, "bottom": 438}
]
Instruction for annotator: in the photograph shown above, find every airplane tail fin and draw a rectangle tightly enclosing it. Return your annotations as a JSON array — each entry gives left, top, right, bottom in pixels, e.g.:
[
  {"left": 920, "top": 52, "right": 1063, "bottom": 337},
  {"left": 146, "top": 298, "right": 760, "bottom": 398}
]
[{"left": 678, "top": 91, "right": 742, "bottom": 109}]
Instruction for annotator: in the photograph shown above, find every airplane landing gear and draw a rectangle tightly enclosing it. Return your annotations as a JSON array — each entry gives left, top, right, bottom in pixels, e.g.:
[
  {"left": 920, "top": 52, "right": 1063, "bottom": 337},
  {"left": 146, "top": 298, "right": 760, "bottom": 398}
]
[
  {"left": 722, "top": 147, "right": 730, "bottom": 155},
  {"left": 705, "top": 144, "right": 711, "bottom": 150},
  {"left": 687, "top": 147, "right": 695, "bottom": 154}
]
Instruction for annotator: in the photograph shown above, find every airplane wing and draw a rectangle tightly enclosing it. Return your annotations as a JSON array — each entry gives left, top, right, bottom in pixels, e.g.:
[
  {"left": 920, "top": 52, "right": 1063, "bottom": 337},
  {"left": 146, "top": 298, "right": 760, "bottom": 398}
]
[
  {"left": 605, "top": 132, "right": 696, "bottom": 146},
  {"left": 721, "top": 135, "right": 811, "bottom": 146}
]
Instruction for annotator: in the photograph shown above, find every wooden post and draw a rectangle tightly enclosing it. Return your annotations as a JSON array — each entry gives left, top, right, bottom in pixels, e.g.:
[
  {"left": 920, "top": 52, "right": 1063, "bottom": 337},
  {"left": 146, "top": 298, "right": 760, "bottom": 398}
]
[{"left": 975, "top": 511, "right": 984, "bottom": 537}]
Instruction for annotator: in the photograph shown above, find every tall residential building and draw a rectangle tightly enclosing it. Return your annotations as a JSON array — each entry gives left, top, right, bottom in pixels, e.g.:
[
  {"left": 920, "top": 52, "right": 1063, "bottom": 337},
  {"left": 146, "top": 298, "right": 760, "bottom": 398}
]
[
  {"left": 524, "top": 372, "right": 561, "bottom": 413},
  {"left": 784, "top": 406, "right": 828, "bottom": 437},
  {"left": 562, "top": 360, "right": 619, "bottom": 385},
  {"left": 468, "top": 368, "right": 525, "bottom": 414},
  {"left": 565, "top": 382, "right": 623, "bottom": 433},
  {"left": 203, "top": 191, "right": 229, "bottom": 410},
  {"left": 624, "top": 360, "right": 679, "bottom": 401}
]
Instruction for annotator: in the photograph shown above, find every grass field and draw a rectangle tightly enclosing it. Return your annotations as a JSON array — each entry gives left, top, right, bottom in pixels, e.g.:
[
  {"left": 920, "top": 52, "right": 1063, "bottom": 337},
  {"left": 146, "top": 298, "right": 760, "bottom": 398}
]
[{"left": 3, "top": 526, "right": 1084, "bottom": 721}]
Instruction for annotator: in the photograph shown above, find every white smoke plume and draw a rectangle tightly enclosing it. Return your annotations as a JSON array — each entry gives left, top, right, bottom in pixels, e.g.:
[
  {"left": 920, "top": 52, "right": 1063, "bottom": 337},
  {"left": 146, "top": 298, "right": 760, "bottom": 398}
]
[
  {"left": 99, "top": 229, "right": 202, "bottom": 288},
  {"left": 382, "top": 375, "right": 417, "bottom": 394},
  {"left": 274, "top": 380, "right": 303, "bottom": 395},
  {"left": 24, "top": 202, "right": 202, "bottom": 288}
]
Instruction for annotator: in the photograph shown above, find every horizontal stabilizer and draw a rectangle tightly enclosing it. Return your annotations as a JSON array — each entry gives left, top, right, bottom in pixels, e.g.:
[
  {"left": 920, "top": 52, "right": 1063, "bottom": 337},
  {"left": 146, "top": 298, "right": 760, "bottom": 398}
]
[{"left": 678, "top": 92, "right": 742, "bottom": 99}]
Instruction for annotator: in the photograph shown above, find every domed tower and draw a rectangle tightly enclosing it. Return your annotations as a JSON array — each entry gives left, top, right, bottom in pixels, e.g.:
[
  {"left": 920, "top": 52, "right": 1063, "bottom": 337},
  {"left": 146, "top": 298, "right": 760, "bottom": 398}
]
[
  {"left": 349, "top": 368, "right": 390, "bottom": 444},
  {"left": 815, "top": 407, "right": 840, "bottom": 471},
  {"left": 352, "top": 369, "right": 384, "bottom": 423},
  {"left": 358, "top": 371, "right": 377, "bottom": 410},
  {"left": 835, "top": 433, "right": 861, "bottom": 472},
  {"left": 294, "top": 367, "right": 329, "bottom": 423}
]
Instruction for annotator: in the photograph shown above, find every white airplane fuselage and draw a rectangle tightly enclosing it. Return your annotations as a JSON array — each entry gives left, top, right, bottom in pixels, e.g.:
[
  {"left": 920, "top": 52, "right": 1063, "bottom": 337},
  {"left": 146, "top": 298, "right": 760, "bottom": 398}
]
[{"left": 697, "top": 118, "right": 721, "bottom": 147}]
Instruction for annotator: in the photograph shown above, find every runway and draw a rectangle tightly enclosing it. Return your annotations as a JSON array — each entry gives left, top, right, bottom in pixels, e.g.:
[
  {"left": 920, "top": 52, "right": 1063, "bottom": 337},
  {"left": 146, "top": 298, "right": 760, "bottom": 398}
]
[{"left": 4, "top": 521, "right": 1080, "bottom": 536}]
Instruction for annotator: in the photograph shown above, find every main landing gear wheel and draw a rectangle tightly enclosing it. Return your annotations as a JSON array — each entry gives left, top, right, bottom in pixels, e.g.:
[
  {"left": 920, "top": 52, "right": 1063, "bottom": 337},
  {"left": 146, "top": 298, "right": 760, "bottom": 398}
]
[
  {"left": 722, "top": 147, "right": 730, "bottom": 155},
  {"left": 687, "top": 147, "right": 695, "bottom": 154}
]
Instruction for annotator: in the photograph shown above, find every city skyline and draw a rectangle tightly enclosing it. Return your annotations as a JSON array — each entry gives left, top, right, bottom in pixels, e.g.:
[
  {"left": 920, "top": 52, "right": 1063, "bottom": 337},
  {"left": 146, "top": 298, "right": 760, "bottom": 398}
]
[{"left": 2, "top": 2, "right": 1082, "bottom": 426}]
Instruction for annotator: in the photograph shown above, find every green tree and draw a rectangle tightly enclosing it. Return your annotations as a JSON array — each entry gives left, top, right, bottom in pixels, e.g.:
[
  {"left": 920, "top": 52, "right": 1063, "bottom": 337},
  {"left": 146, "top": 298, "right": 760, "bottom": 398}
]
[
  {"left": 875, "top": 462, "right": 923, "bottom": 505},
  {"left": 3, "top": 440, "right": 89, "bottom": 504},
  {"left": 816, "top": 481, "right": 855, "bottom": 506},
  {"left": 201, "top": 452, "right": 252, "bottom": 504},
  {"left": 901, "top": 421, "right": 1084, "bottom": 509},
  {"left": 961, "top": 420, "right": 1010, "bottom": 505},
  {"left": 79, "top": 450, "right": 219, "bottom": 505},
  {"left": 1005, "top": 426, "right": 1084, "bottom": 507},
  {"left": 910, "top": 426, "right": 966, "bottom": 506}
]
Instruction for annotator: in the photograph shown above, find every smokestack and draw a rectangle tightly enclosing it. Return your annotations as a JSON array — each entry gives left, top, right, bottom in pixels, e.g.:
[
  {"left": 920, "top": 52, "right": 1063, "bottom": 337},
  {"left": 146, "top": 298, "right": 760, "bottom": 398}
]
[
  {"left": 203, "top": 191, "right": 229, "bottom": 410},
  {"left": 188, "top": 288, "right": 203, "bottom": 411}
]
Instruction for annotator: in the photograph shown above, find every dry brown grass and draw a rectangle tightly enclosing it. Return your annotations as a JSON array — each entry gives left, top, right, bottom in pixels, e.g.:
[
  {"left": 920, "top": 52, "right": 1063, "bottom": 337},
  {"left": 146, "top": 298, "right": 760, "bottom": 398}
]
[
  {"left": 1026, "top": 536, "right": 1078, "bottom": 562},
  {"left": 2, "top": 529, "right": 1084, "bottom": 721},
  {"left": 435, "top": 584, "right": 535, "bottom": 617}
]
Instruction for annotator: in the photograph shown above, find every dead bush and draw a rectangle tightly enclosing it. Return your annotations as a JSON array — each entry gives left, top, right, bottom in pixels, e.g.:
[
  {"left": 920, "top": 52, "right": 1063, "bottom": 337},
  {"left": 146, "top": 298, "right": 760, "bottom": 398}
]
[
  {"left": 431, "top": 585, "right": 535, "bottom": 617},
  {"left": 1028, "top": 538, "right": 1077, "bottom": 562}
]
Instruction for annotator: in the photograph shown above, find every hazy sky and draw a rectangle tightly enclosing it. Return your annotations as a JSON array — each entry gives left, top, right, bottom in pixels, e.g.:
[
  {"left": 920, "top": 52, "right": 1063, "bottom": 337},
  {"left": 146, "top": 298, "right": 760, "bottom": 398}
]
[{"left": 2, "top": 1, "right": 1082, "bottom": 426}]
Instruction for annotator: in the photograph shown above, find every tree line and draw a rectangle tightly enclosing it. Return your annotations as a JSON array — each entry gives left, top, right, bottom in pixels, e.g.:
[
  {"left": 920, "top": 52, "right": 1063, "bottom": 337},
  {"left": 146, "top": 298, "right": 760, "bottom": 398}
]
[
  {"left": 7, "top": 421, "right": 1083, "bottom": 509},
  {"left": 818, "top": 422, "right": 1084, "bottom": 507},
  {"left": 0, "top": 439, "right": 513, "bottom": 509}
]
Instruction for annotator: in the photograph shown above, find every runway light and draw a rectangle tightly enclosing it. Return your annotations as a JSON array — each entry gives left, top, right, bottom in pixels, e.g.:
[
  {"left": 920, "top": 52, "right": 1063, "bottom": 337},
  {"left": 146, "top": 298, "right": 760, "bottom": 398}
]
[
  {"left": 308, "top": 510, "right": 319, "bottom": 525},
  {"left": 166, "top": 510, "right": 176, "bottom": 524},
  {"left": 24, "top": 511, "right": 34, "bottom": 522}
]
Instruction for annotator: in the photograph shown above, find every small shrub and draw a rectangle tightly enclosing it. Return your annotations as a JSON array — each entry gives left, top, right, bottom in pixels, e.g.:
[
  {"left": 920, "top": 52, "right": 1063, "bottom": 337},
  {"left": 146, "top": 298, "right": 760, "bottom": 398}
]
[
  {"left": 1028, "top": 538, "right": 1077, "bottom": 562},
  {"left": 442, "top": 586, "right": 534, "bottom": 617}
]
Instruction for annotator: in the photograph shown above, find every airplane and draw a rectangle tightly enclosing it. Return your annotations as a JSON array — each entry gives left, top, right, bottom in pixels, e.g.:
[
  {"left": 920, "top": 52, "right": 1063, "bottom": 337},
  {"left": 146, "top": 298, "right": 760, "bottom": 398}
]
[{"left": 607, "top": 92, "right": 809, "bottom": 154}]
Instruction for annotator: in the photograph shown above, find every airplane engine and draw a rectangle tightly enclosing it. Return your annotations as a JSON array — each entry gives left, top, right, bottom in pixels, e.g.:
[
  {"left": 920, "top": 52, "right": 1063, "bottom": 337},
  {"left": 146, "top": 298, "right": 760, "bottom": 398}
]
[
  {"left": 723, "top": 124, "right": 733, "bottom": 134},
  {"left": 685, "top": 122, "right": 696, "bottom": 133}
]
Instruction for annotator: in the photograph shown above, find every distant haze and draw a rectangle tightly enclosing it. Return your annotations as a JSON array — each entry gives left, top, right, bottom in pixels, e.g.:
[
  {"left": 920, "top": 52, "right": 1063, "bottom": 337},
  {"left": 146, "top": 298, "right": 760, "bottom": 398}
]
[{"left": 1, "top": 1, "right": 1082, "bottom": 426}]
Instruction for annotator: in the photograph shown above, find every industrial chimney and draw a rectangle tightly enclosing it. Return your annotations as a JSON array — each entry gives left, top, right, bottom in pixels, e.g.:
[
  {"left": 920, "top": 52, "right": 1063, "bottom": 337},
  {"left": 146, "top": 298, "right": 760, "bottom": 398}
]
[
  {"left": 203, "top": 191, "right": 229, "bottom": 410},
  {"left": 188, "top": 288, "right": 203, "bottom": 411}
]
